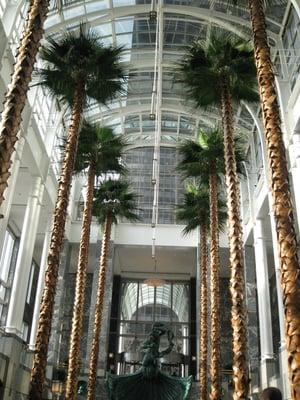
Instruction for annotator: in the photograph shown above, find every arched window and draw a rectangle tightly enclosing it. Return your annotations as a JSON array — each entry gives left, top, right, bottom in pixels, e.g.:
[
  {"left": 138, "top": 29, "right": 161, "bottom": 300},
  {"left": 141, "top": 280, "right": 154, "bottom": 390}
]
[{"left": 118, "top": 280, "right": 189, "bottom": 355}]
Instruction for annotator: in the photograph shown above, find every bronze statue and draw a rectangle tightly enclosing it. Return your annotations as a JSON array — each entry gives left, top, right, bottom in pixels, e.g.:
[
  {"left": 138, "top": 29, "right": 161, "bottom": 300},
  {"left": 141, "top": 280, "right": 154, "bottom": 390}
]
[{"left": 106, "top": 322, "right": 192, "bottom": 400}]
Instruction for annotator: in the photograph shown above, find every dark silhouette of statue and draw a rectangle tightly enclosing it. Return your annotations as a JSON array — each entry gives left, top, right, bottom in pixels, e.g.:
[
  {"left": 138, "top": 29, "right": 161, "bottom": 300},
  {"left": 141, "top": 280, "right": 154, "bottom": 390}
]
[
  {"left": 261, "top": 387, "right": 282, "bottom": 400},
  {"left": 106, "top": 322, "right": 192, "bottom": 400}
]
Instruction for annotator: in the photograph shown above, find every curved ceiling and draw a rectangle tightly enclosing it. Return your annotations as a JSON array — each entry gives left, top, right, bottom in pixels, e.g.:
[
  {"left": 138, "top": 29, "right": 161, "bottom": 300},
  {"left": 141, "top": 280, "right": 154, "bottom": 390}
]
[
  {"left": 44, "top": 0, "right": 287, "bottom": 147},
  {"left": 121, "top": 281, "right": 189, "bottom": 322}
]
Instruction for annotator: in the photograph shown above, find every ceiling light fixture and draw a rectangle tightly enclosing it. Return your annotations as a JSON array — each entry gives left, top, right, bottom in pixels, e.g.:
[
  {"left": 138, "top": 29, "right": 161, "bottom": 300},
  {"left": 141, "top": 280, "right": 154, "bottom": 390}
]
[
  {"left": 144, "top": 259, "right": 166, "bottom": 287},
  {"left": 144, "top": 277, "right": 166, "bottom": 287}
]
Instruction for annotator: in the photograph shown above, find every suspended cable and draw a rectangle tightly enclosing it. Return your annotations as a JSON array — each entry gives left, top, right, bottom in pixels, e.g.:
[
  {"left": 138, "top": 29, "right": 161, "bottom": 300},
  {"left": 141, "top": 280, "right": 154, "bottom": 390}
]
[{"left": 150, "top": 0, "right": 163, "bottom": 261}]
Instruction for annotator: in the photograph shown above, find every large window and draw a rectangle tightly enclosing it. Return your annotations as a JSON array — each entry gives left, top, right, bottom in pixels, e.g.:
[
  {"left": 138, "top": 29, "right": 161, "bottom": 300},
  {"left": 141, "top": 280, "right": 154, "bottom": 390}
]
[
  {"left": 282, "top": 5, "right": 300, "bottom": 89},
  {"left": 253, "top": 127, "right": 263, "bottom": 183},
  {"left": 123, "top": 147, "right": 184, "bottom": 224},
  {"left": 23, "top": 260, "right": 39, "bottom": 342},
  {"left": 0, "top": 229, "right": 19, "bottom": 325},
  {"left": 118, "top": 280, "right": 190, "bottom": 355}
]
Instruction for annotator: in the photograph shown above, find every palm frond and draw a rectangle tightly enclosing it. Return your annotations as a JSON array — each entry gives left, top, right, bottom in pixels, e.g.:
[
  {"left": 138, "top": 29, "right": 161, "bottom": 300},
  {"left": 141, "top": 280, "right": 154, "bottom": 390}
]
[
  {"left": 74, "top": 121, "right": 128, "bottom": 176},
  {"left": 177, "top": 126, "right": 247, "bottom": 180},
  {"left": 176, "top": 184, "right": 211, "bottom": 235},
  {"left": 37, "top": 25, "right": 126, "bottom": 106},
  {"left": 177, "top": 183, "right": 227, "bottom": 235},
  {"left": 177, "top": 30, "right": 258, "bottom": 108},
  {"left": 93, "top": 179, "right": 141, "bottom": 225}
]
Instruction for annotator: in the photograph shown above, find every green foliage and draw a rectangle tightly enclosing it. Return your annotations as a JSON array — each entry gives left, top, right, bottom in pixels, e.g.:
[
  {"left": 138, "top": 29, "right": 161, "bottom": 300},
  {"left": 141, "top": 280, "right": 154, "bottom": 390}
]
[
  {"left": 74, "top": 121, "right": 127, "bottom": 176},
  {"left": 178, "top": 31, "right": 258, "bottom": 108},
  {"left": 177, "top": 127, "right": 246, "bottom": 181},
  {"left": 38, "top": 24, "right": 126, "bottom": 106},
  {"left": 176, "top": 184, "right": 227, "bottom": 235},
  {"left": 93, "top": 179, "right": 141, "bottom": 225}
]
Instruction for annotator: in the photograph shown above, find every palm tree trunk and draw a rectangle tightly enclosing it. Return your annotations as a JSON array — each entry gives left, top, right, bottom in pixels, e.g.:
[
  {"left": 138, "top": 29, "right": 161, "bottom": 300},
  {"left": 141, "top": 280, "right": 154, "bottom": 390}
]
[
  {"left": 29, "top": 81, "right": 85, "bottom": 400},
  {"left": 87, "top": 213, "right": 113, "bottom": 400},
  {"left": 199, "top": 223, "right": 208, "bottom": 400},
  {"left": 209, "top": 161, "right": 221, "bottom": 400},
  {"left": 65, "top": 163, "right": 96, "bottom": 399},
  {"left": 0, "top": 0, "right": 49, "bottom": 207},
  {"left": 249, "top": 1, "right": 300, "bottom": 398},
  {"left": 220, "top": 78, "right": 249, "bottom": 400}
]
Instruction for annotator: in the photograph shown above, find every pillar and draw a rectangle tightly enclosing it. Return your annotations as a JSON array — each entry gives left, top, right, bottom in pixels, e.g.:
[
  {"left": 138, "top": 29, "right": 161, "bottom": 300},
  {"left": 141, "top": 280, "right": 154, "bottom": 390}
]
[
  {"left": 28, "top": 215, "right": 52, "bottom": 350},
  {"left": 268, "top": 196, "right": 291, "bottom": 399},
  {"left": 289, "top": 133, "right": 300, "bottom": 232},
  {"left": 253, "top": 218, "right": 274, "bottom": 387},
  {"left": 5, "top": 176, "right": 44, "bottom": 336},
  {"left": 0, "top": 138, "right": 25, "bottom": 254},
  {"left": 244, "top": 245, "right": 260, "bottom": 388}
]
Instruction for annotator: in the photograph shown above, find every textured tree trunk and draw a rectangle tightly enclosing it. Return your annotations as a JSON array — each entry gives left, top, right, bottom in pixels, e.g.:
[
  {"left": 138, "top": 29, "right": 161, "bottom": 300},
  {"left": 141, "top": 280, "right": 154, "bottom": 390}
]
[
  {"left": 87, "top": 213, "right": 113, "bottom": 400},
  {"left": 249, "top": 1, "right": 300, "bottom": 398},
  {"left": 29, "top": 82, "right": 85, "bottom": 400},
  {"left": 209, "top": 161, "right": 221, "bottom": 400},
  {"left": 65, "top": 163, "right": 96, "bottom": 399},
  {"left": 220, "top": 78, "right": 249, "bottom": 400},
  {"left": 199, "top": 223, "right": 208, "bottom": 400},
  {"left": 0, "top": 0, "right": 49, "bottom": 207}
]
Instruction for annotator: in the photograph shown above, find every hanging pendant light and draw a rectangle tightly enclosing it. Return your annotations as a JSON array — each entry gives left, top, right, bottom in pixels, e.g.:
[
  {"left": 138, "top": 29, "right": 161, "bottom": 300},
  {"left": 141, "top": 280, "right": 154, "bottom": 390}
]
[{"left": 144, "top": 260, "right": 166, "bottom": 287}]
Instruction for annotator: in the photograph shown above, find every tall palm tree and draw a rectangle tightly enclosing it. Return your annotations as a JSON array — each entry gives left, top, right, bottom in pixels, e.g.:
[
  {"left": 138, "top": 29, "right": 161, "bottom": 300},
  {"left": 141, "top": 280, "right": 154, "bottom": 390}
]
[
  {"left": 177, "top": 183, "right": 226, "bottom": 400},
  {"left": 0, "top": 0, "right": 50, "bottom": 207},
  {"left": 178, "top": 127, "right": 244, "bottom": 400},
  {"left": 246, "top": 1, "right": 300, "bottom": 396},
  {"left": 87, "top": 179, "right": 140, "bottom": 400},
  {"left": 65, "top": 122, "right": 127, "bottom": 399},
  {"left": 179, "top": 33, "right": 258, "bottom": 399},
  {"left": 177, "top": 185, "right": 210, "bottom": 400},
  {"left": 29, "top": 27, "right": 125, "bottom": 399}
]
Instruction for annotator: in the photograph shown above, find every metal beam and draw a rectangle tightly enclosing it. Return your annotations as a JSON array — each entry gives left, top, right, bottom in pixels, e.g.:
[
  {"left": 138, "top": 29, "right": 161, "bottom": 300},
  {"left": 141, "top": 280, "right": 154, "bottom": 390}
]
[{"left": 45, "top": 3, "right": 279, "bottom": 41}]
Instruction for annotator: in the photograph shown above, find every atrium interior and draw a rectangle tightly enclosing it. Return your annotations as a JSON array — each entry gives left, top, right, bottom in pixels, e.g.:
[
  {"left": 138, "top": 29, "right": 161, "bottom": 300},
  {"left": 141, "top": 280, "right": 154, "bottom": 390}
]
[{"left": 1, "top": 0, "right": 300, "bottom": 399}]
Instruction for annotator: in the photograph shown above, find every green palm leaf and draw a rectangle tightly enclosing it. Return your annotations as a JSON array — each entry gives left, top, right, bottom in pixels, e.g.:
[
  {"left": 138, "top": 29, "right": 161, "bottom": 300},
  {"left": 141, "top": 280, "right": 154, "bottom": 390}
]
[
  {"left": 177, "top": 127, "right": 246, "bottom": 181},
  {"left": 93, "top": 179, "right": 141, "bottom": 225},
  {"left": 176, "top": 184, "right": 226, "bottom": 235},
  {"left": 178, "top": 31, "right": 259, "bottom": 108},
  {"left": 74, "top": 121, "right": 127, "bottom": 176},
  {"left": 37, "top": 24, "right": 126, "bottom": 106}
]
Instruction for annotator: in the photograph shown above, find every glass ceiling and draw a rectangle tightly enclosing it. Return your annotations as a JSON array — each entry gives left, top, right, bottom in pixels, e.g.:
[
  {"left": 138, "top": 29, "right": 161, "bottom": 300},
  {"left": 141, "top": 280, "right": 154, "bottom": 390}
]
[
  {"left": 121, "top": 281, "right": 189, "bottom": 322},
  {"left": 43, "top": 0, "right": 287, "bottom": 146}
]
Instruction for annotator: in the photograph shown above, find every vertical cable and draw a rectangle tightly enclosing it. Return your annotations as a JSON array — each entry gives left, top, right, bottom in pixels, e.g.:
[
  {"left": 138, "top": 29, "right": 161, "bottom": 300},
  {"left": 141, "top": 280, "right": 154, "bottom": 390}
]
[{"left": 151, "top": 0, "right": 163, "bottom": 261}]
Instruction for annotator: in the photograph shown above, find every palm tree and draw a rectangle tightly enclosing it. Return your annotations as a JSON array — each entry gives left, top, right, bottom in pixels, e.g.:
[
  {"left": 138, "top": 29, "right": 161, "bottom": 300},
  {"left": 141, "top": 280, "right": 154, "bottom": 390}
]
[
  {"left": 247, "top": 1, "right": 300, "bottom": 396},
  {"left": 178, "top": 127, "right": 244, "bottom": 400},
  {"left": 177, "top": 183, "right": 226, "bottom": 400},
  {"left": 65, "top": 122, "right": 127, "bottom": 399},
  {"left": 179, "top": 35, "right": 257, "bottom": 399},
  {"left": 229, "top": 4, "right": 300, "bottom": 391},
  {"left": 29, "top": 27, "right": 125, "bottom": 399},
  {"left": 87, "top": 179, "right": 140, "bottom": 400},
  {"left": 177, "top": 185, "right": 210, "bottom": 400},
  {"left": 0, "top": 0, "right": 50, "bottom": 208}
]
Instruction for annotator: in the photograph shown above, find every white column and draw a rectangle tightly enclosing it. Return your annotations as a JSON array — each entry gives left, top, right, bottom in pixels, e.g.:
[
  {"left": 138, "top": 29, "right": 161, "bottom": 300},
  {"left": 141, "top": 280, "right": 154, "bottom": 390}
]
[
  {"left": 0, "top": 137, "right": 25, "bottom": 253},
  {"left": 29, "top": 216, "right": 52, "bottom": 350},
  {"left": 289, "top": 133, "right": 300, "bottom": 231},
  {"left": 268, "top": 195, "right": 291, "bottom": 399},
  {"left": 253, "top": 218, "right": 274, "bottom": 387},
  {"left": 5, "top": 176, "right": 44, "bottom": 335}
]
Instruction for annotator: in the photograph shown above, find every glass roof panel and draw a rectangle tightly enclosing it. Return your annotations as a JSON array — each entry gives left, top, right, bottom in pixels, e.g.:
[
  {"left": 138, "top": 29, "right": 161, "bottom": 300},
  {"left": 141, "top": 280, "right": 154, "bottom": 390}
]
[
  {"left": 94, "top": 22, "right": 113, "bottom": 36},
  {"left": 41, "top": 0, "right": 292, "bottom": 225},
  {"left": 63, "top": 5, "right": 84, "bottom": 19},
  {"left": 85, "top": 0, "right": 110, "bottom": 12},
  {"left": 43, "top": 0, "right": 288, "bottom": 169},
  {"left": 113, "top": 0, "right": 136, "bottom": 6},
  {"left": 115, "top": 18, "right": 135, "bottom": 33}
]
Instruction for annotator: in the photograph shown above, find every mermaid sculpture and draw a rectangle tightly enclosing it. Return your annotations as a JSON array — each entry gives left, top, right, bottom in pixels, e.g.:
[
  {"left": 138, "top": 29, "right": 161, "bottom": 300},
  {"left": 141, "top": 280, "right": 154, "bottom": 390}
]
[{"left": 106, "top": 322, "right": 192, "bottom": 400}]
